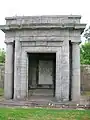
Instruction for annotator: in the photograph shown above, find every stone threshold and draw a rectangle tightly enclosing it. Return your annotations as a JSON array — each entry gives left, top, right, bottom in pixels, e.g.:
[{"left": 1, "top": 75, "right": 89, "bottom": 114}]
[{"left": 0, "top": 99, "right": 89, "bottom": 109}]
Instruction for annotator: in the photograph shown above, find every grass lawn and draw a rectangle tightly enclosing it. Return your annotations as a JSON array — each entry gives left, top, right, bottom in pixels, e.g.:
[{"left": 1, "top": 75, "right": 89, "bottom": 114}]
[
  {"left": 0, "top": 108, "right": 89, "bottom": 120},
  {"left": 0, "top": 89, "right": 90, "bottom": 119}
]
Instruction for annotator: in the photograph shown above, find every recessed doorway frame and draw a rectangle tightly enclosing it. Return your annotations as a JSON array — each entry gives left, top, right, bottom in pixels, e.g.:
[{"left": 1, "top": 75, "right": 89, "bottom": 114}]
[{"left": 21, "top": 46, "right": 62, "bottom": 99}]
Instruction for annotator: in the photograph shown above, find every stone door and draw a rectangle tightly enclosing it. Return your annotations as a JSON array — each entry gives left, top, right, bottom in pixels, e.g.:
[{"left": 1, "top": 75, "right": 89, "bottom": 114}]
[{"left": 39, "top": 60, "right": 53, "bottom": 85}]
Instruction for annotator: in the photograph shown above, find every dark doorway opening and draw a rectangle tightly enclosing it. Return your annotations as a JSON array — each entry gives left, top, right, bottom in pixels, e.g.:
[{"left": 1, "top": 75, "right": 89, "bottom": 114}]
[{"left": 27, "top": 53, "right": 56, "bottom": 97}]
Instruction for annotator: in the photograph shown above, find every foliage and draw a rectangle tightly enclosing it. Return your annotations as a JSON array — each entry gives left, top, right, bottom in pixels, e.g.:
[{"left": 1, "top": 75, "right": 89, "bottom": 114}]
[
  {"left": 80, "top": 42, "right": 90, "bottom": 64},
  {"left": 84, "top": 26, "right": 90, "bottom": 42},
  {"left": 0, "top": 48, "right": 5, "bottom": 63}
]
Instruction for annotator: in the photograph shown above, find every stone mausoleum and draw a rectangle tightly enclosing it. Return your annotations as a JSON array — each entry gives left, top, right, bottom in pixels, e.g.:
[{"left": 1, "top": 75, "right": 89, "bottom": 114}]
[{"left": 0, "top": 15, "right": 86, "bottom": 102}]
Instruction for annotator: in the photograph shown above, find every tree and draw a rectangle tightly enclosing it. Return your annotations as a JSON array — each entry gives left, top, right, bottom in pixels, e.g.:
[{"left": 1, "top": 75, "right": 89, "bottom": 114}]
[
  {"left": 80, "top": 42, "right": 90, "bottom": 64},
  {"left": 84, "top": 26, "right": 90, "bottom": 42},
  {"left": 0, "top": 48, "right": 5, "bottom": 63}
]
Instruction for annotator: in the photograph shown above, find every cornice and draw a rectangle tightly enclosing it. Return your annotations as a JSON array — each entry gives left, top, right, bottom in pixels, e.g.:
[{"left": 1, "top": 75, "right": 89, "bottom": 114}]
[{"left": 0, "top": 23, "right": 86, "bottom": 33}]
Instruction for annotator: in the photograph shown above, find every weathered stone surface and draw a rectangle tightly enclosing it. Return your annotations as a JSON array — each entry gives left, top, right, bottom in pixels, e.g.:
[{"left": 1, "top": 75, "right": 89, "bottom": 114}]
[
  {"left": 5, "top": 15, "right": 81, "bottom": 25},
  {"left": 0, "top": 15, "right": 86, "bottom": 102},
  {"left": 72, "top": 43, "right": 80, "bottom": 101},
  {"left": 4, "top": 43, "right": 13, "bottom": 99},
  {"left": 14, "top": 38, "right": 22, "bottom": 99},
  {"left": 56, "top": 49, "right": 62, "bottom": 100},
  {"left": 1, "top": 65, "right": 90, "bottom": 92},
  {"left": 81, "top": 65, "right": 90, "bottom": 91},
  {"left": 0, "top": 64, "right": 4, "bottom": 88}
]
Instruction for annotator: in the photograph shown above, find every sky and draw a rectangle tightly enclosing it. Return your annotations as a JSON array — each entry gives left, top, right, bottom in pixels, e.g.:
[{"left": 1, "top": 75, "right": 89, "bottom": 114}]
[{"left": 0, "top": 0, "right": 90, "bottom": 49}]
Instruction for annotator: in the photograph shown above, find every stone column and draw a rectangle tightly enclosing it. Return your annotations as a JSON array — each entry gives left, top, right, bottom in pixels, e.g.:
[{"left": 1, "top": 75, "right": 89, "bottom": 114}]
[
  {"left": 14, "top": 38, "right": 21, "bottom": 99},
  {"left": 56, "top": 48, "right": 62, "bottom": 101},
  {"left": 4, "top": 42, "right": 13, "bottom": 99},
  {"left": 72, "top": 42, "right": 80, "bottom": 101}
]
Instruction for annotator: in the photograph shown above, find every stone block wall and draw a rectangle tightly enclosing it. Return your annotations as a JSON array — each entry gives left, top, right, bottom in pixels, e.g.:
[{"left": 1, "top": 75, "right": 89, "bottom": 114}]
[
  {"left": 81, "top": 65, "right": 90, "bottom": 91},
  {"left": 0, "top": 64, "right": 4, "bottom": 88},
  {"left": 0, "top": 64, "right": 90, "bottom": 91}
]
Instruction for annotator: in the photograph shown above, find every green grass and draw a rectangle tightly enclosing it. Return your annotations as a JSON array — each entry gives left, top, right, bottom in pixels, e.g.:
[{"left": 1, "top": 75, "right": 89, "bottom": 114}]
[
  {"left": 0, "top": 89, "right": 89, "bottom": 119},
  {"left": 0, "top": 108, "right": 89, "bottom": 120}
]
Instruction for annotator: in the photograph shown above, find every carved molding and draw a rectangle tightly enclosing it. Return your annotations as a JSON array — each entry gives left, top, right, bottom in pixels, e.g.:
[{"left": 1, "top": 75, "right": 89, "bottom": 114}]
[{"left": 21, "top": 41, "right": 63, "bottom": 47}]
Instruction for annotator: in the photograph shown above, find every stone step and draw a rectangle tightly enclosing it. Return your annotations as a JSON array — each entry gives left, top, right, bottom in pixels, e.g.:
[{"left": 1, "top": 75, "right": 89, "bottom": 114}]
[{"left": 29, "top": 89, "right": 53, "bottom": 96}]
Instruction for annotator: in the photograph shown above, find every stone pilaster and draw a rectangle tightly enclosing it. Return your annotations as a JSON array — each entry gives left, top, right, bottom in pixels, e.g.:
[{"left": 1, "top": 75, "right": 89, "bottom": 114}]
[
  {"left": 72, "top": 42, "right": 80, "bottom": 101},
  {"left": 14, "top": 38, "right": 21, "bottom": 99},
  {"left": 61, "top": 40, "right": 70, "bottom": 101},
  {"left": 56, "top": 48, "right": 62, "bottom": 100},
  {"left": 4, "top": 42, "right": 13, "bottom": 99},
  {"left": 20, "top": 50, "right": 28, "bottom": 99}
]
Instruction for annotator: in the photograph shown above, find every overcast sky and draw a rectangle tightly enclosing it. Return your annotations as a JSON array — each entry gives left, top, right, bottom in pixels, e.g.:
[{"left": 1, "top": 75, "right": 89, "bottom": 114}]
[{"left": 0, "top": 0, "right": 90, "bottom": 49}]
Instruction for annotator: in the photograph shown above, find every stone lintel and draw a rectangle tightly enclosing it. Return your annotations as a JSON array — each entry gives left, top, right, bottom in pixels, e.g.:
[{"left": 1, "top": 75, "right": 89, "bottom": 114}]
[
  {"left": 21, "top": 41, "right": 63, "bottom": 47},
  {"left": 19, "top": 36, "right": 64, "bottom": 42}
]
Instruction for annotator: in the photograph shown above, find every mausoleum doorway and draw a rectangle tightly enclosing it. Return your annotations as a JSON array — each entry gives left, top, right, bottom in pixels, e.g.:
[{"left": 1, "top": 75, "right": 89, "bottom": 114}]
[{"left": 28, "top": 53, "right": 56, "bottom": 98}]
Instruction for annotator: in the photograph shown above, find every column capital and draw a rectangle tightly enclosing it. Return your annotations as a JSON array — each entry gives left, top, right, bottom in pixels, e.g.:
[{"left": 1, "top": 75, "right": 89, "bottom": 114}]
[
  {"left": 71, "top": 39, "right": 81, "bottom": 44},
  {"left": 5, "top": 42, "right": 14, "bottom": 45},
  {"left": 71, "top": 41, "right": 81, "bottom": 45},
  {"left": 4, "top": 37, "right": 14, "bottom": 45}
]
